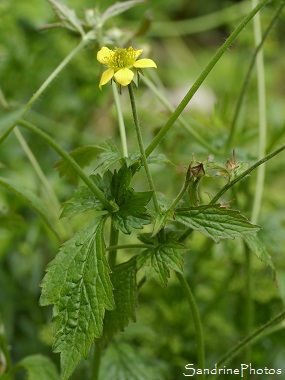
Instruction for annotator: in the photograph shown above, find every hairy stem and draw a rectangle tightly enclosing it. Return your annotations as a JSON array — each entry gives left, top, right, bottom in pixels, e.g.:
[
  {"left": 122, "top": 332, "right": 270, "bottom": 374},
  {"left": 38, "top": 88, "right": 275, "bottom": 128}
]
[
  {"left": 91, "top": 341, "right": 101, "bottom": 380},
  {"left": 108, "top": 226, "right": 119, "bottom": 269},
  {"left": 144, "top": 0, "right": 270, "bottom": 158},
  {"left": 18, "top": 119, "right": 114, "bottom": 212},
  {"left": 176, "top": 272, "right": 205, "bottom": 377},
  {"left": 128, "top": 84, "right": 159, "bottom": 212}
]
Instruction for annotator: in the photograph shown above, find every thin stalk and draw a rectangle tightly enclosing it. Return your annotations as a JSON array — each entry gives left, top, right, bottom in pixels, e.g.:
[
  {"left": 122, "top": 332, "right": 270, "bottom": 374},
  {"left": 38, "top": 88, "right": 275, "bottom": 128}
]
[
  {"left": 144, "top": 0, "right": 270, "bottom": 158},
  {"left": 91, "top": 341, "right": 101, "bottom": 380},
  {"left": 106, "top": 243, "right": 154, "bottom": 251},
  {"left": 208, "top": 308, "right": 285, "bottom": 377},
  {"left": 209, "top": 144, "right": 285, "bottom": 205},
  {"left": 0, "top": 36, "right": 90, "bottom": 145},
  {"left": 176, "top": 272, "right": 205, "bottom": 377},
  {"left": 244, "top": 244, "right": 253, "bottom": 370},
  {"left": 150, "top": 1, "right": 250, "bottom": 37},
  {"left": 142, "top": 76, "right": 217, "bottom": 154},
  {"left": 108, "top": 226, "right": 119, "bottom": 268},
  {"left": 128, "top": 84, "right": 159, "bottom": 212},
  {"left": 18, "top": 119, "right": 114, "bottom": 213},
  {"left": 227, "top": 0, "right": 285, "bottom": 149},
  {"left": 112, "top": 82, "right": 128, "bottom": 157}
]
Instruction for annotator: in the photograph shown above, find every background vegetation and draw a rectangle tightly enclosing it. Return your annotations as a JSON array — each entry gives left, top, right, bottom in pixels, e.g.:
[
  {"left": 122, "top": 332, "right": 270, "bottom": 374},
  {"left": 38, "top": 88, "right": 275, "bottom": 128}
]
[{"left": 1, "top": 0, "right": 285, "bottom": 379}]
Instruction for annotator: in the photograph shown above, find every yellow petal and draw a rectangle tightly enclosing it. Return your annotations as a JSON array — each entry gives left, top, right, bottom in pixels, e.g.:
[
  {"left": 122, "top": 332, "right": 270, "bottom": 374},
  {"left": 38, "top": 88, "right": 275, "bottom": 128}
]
[
  {"left": 134, "top": 49, "right": 143, "bottom": 59},
  {"left": 97, "top": 47, "right": 113, "bottom": 64},
  {"left": 99, "top": 68, "right": 114, "bottom": 89},
  {"left": 114, "top": 68, "right": 134, "bottom": 86},
  {"left": 133, "top": 58, "right": 157, "bottom": 68}
]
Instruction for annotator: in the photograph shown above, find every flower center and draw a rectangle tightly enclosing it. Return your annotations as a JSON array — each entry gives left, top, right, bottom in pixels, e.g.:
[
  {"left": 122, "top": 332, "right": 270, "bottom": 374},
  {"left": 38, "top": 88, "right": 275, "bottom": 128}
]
[{"left": 109, "top": 47, "right": 138, "bottom": 69}]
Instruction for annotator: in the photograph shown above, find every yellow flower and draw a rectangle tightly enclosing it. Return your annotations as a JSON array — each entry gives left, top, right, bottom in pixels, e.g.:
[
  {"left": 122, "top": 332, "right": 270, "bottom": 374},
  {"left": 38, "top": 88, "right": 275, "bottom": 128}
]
[{"left": 97, "top": 46, "right": 157, "bottom": 89}]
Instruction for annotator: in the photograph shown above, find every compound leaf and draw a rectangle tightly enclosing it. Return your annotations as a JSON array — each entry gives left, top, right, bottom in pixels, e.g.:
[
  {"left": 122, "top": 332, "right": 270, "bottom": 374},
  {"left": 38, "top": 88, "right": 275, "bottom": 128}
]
[
  {"left": 137, "top": 241, "right": 185, "bottom": 287},
  {"left": 18, "top": 355, "right": 59, "bottom": 380},
  {"left": 40, "top": 217, "right": 114, "bottom": 380},
  {"left": 104, "top": 258, "right": 137, "bottom": 339},
  {"left": 101, "top": 0, "right": 145, "bottom": 24},
  {"left": 175, "top": 205, "right": 259, "bottom": 243},
  {"left": 48, "top": 0, "right": 85, "bottom": 35}
]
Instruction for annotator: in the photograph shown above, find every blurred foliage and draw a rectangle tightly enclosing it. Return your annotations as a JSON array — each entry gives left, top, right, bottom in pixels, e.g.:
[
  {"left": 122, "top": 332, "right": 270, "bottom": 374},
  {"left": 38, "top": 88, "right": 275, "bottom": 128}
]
[{"left": 1, "top": 0, "right": 285, "bottom": 379}]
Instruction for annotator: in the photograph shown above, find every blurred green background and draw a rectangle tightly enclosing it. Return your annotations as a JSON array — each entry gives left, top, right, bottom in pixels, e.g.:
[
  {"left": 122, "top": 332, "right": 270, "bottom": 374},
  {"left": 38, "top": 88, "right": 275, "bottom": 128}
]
[{"left": 1, "top": 0, "right": 285, "bottom": 379}]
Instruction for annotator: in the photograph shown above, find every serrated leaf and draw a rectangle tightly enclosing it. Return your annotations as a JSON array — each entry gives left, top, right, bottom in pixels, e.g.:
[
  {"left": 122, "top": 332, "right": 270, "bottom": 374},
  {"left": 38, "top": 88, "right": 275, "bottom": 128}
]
[
  {"left": 126, "top": 153, "right": 174, "bottom": 167},
  {"left": 18, "top": 355, "right": 59, "bottom": 380},
  {"left": 48, "top": 0, "right": 85, "bottom": 35},
  {"left": 101, "top": 0, "right": 145, "bottom": 24},
  {"left": 111, "top": 164, "right": 132, "bottom": 206},
  {"left": 54, "top": 145, "right": 101, "bottom": 184},
  {"left": 94, "top": 151, "right": 122, "bottom": 172},
  {"left": 40, "top": 217, "right": 114, "bottom": 380},
  {"left": 244, "top": 234, "right": 274, "bottom": 269},
  {"left": 151, "top": 209, "right": 173, "bottom": 236},
  {"left": 100, "top": 341, "right": 166, "bottom": 380},
  {"left": 175, "top": 205, "right": 259, "bottom": 243},
  {"left": 137, "top": 241, "right": 185, "bottom": 287},
  {"left": 0, "top": 176, "right": 59, "bottom": 239},
  {"left": 104, "top": 258, "right": 137, "bottom": 339},
  {"left": 112, "top": 191, "right": 152, "bottom": 234}
]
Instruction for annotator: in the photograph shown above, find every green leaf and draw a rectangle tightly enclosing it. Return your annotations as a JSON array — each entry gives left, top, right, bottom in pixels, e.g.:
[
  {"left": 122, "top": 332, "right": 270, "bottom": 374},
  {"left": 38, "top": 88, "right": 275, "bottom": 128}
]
[
  {"left": 101, "top": 0, "right": 146, "bottom": 24},
  {"left": 137, "top": 240, "right": 185, "bottom": 287},
  {"left": 175, "top": 205, "right": 259, "bottom": 243},
  {"left": 0, "top": 176, "right": 59, "bottom": 239},
  {"left": 112, "top": 190, "right": 152, "bottom": 234},
  {"left": 48, "top": 0, "right": 85, "bottom": 35},
  {"left": 54, "top": 145, "right": 101, "bottom": 184},
  {"left": 111, "top": 165, "right": 132, "bottom": 206},
  {"left": 18, "top": 355, "right": 59, "bottom": 380},
  {"left": 127, "top": 153, "right": 174, "bottom": 167},
  {"left": 244, "top": 234, "right": 274, "bottom": 269},
  {"left": 40, "top": 217, "right": 114, "bottom": 380},
  {"left": 104, "top": 258, "right": 137, "bottom": 338},
  {"left": 61, "top": 171, "right": 113, "bottom": 218},
  {"left": 100, "top": 341, "right": 166, "bottom": 380},
  {"left": 151, "top": 209, "right": 174, "bottom": 236}
]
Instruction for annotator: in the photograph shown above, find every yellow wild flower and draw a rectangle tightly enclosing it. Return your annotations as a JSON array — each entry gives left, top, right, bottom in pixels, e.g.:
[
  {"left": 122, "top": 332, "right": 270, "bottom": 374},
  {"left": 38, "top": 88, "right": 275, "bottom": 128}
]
[{"left": 97, "top": 46, "right": 157, "bottom": 89}]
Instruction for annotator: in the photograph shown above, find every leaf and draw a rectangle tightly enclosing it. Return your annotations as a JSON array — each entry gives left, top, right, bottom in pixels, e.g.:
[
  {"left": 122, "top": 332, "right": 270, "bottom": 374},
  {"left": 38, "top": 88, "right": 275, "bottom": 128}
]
[
  {"left": 111, "top": 164, "right": 132, "bottom": 206},
  {"left": 40, "top": 217, "right": 114, "bottom": 380},
  {"left": 175, "top": 205, "right": 259, "bottom": 243},
  {"left": 137, "top": 240, "right": 185, "bottom": 287},
  {"left": 101, "top": 0, "right": 146, "bottom": 24},
  {"left": 47, "top": 0, "right": 85, "bottom": 35},
  {"left": 18, "top": 355, "right": 59, "bottom": 380},
  {"left": 244, "top": 234, "right": 274, "bottom": 269},
  {"left": 0, "top": 176, "right": 59, "bottom": 239},
  {"left": 61, "top": 171, "right": 113, "bottom": 218},
  {"left": 54, "top": 145, "right": 101, "bottom": 184},
  {"left": 104, "top": 258, "right": 137, "bottom": 338},
  {"left": 126, "top": 153, "right": 174, "bottom": 167},
  {"left": 151, "top": 209, "right": 174, "bottom": 236},
  {"left": 112, "top": 190, "right": 152, "bottom": 234},
  {"left": 100, "top": 341, "right": 167, "bottom": 380}
]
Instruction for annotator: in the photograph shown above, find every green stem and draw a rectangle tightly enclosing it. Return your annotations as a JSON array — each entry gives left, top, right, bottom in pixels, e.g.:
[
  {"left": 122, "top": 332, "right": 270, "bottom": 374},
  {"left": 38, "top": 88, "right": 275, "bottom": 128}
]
[
  {"left": 227, "top": 0, "right": 285, "bottom": 149},
  {"left": 128, "top": 84, "right": 159, "bottom": 212},
  {"left": 176, "top": 272, "right": 205, "bottom": 377},
  {"left": 244, "top": 244, "right": 253, "bottom": 370},
  {"left": 18, "top": 119, "right": 114, "bottom": 213},
  {"left": 208, "top": 308, "right": 285, "bottom": 377},
  {"left": 144, "top": 0, "right": 270, "bottom": 158},
  {"left": 209, "top": 144, "right": 285, "bottom": 205},
  {"left": 108, "top": 226, "right": 119, "bottom": 269},
  {"left": 91, "top": 341, "right": 101, "bottom": 380},
  {"left": 106, "top": 243, "right": 153, "bottom": 251},
  {"left": 0, "top": 36, "right": 90, "bottom": 146},
  {"left": 112, "top": 82, "right": 128, "bottom": 157},
  {"left": 142, "top": 76, "right": 217, "bottom": 154}
]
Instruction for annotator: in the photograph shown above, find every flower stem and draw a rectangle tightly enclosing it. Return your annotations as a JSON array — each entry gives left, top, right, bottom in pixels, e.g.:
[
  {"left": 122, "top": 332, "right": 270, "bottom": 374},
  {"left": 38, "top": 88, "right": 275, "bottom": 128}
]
[
  {"left": 176, "top": 272, "right": 205, "bottom": 378},
  {"left": 0, "top": 36, "right": 90, "bottom": 146},
  {"left": 127, "top": 84, "right": 159, "bottom": 212},
  {"left": 144, "top": 0, "right": 270, "bottom": 158},
  {"left": 18, "top": 119, "right": 115, "bottom": 213},
  {"left": 112, "top": 82, "right": 128, "bottom": 157},
  {"left": 208, "top": 308, "right": 285, "bottom": 377},
  {"left": 91, "top": 340, "right": 101, "bottom": 380}
]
